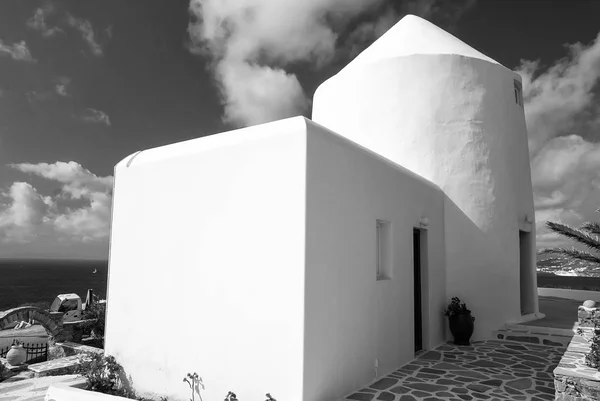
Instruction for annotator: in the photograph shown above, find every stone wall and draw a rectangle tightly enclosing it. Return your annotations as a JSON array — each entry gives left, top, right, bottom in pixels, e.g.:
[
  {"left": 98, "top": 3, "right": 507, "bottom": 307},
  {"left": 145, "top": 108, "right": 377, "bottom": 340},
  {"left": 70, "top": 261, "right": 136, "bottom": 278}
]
[{"left": 554, "top": 300, "right": 600, "bottom": 400}]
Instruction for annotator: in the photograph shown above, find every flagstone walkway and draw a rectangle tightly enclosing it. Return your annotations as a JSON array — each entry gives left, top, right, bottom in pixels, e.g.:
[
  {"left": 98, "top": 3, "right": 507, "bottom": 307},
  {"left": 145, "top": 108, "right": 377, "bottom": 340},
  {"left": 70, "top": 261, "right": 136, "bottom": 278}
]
[{"left": 345, "top": 340, "right": 564, "bottom": 401}]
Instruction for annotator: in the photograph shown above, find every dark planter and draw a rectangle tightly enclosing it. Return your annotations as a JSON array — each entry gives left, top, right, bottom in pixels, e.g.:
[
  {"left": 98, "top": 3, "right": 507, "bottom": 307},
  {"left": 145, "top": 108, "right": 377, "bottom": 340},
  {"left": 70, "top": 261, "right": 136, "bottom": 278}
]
[{"left": 448, "top": 313, "right": 475, "bottom": 346}]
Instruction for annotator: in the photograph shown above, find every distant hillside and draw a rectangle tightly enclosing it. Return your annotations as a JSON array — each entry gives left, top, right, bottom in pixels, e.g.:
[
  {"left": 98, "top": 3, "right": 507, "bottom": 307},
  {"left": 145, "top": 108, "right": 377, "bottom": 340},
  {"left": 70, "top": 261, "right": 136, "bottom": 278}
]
[{"left": 537, "top": 256, "right": 600, "bottom": 277}]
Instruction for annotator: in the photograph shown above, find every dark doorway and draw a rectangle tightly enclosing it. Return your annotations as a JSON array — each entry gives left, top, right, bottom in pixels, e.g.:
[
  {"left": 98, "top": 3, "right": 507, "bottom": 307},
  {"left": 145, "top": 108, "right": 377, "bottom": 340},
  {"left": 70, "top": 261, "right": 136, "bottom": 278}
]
[
  {"left": 413, "top": 228, "right": 423, "bottom": 353},
  {"left": 519, "top": 230, "right": 535, "bottom": 315}
]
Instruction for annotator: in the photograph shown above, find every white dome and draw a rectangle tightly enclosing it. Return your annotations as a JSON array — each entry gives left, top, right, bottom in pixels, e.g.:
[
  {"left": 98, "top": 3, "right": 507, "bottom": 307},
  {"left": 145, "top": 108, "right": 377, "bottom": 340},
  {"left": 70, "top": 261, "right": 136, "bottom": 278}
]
[{"left": 347, "top": 14, "right": 500, "bottom": 69}]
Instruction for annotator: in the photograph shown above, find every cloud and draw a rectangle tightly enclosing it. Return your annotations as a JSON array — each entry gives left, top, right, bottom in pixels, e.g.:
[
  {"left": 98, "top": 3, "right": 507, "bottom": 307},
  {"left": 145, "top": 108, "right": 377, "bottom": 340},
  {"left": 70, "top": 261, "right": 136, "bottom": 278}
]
[
  {"left": 55, "top": 76, "right": 71, "bottom": 97},
  {"left": 26, "top": 91, "right": 55, "bottom": 105},
  {"left": 2, "top": 161, "right": 113, "bottom": 243},
  {"left": 188, "top": 0, "right": 390, "bottom": 127},
  {"left": 517, "top": 32, "right": 600, "bottom": 155},
  {"left": 66, "top": 13, "right": 103, "bottom": 56},
  {"left": 0, "top": 182, "right": 54, "bottom": 243},
  {"left": 27, "top": 4, "right": 64, "bottom": 38},
  {"left": 518, "top": 32, "right": 600, "bottom": 248},
  {"left": 0, "top": 40, "right": 35, "bottom": 62},
  {"left": 80, "top": 108, "right": 111, "bottom": 126}
]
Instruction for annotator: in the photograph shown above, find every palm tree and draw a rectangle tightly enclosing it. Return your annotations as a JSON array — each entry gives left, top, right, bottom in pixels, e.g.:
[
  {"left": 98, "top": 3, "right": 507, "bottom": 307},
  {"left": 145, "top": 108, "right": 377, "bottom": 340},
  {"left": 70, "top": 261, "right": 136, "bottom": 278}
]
[{"left": 538, "top": 208, "right": 600, "bottom": 265}]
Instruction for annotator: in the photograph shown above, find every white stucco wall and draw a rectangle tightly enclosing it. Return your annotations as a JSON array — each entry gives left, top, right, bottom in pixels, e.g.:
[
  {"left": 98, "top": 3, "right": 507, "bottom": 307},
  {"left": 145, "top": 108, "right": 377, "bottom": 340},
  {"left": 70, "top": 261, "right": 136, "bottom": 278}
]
[
  {"left": 105, "top": 117, "right": 308, "bottom": 401},
  {"left": 303, "top": 121, "right": 446, "bottom": 401},
  {"left": 312, "top": 51, "right": 537, "bottom": 340}
]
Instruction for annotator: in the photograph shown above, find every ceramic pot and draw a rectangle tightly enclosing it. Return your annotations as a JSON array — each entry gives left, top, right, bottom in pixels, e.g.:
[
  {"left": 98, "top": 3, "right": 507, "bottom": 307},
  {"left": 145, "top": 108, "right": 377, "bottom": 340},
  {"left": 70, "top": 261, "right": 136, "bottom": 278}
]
[
  {"left": 448, "top": 313, "right": 475, "bottom": 346},
  {"left": 6, "top": 344, "right": 26, "bottom": 366}
]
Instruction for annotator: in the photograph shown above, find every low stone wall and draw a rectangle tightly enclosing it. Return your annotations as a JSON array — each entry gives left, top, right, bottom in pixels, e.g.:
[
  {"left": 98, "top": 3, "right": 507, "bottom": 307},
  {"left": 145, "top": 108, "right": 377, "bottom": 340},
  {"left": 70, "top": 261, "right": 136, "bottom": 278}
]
[
  {"left": 554, "top": 300, "right": 600, "bottom": 400},
  {"left": 60, "top": 319, "right": 97, "bottom": 343}
]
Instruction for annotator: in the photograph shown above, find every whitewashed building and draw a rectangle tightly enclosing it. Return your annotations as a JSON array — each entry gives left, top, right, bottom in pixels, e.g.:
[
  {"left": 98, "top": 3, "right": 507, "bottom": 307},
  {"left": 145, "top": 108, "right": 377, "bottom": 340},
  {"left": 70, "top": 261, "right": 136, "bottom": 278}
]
[{"left": 105, "top": 15, "right": 538, "bottom": 401}]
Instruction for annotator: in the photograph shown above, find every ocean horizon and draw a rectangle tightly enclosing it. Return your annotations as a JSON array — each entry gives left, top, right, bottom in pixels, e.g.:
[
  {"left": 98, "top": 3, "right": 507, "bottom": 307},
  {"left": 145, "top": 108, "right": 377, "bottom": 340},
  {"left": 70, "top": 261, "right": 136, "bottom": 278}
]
[{"left": 0, "top": 258, "right": 109, "bottom": 312}]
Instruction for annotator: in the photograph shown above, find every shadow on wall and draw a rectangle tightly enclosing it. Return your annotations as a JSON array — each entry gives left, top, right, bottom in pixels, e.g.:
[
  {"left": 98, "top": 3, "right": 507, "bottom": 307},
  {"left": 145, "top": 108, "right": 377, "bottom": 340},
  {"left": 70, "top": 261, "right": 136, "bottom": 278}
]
[{"left": 443, "top": 196, "right": 524, "bottom": 341}]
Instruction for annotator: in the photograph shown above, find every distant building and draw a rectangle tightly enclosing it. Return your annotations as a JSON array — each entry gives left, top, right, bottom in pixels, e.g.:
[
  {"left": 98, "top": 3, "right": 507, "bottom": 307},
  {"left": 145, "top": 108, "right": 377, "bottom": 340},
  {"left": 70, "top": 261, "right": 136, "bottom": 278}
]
[{"left": 105, "top": 15, "right": 538, "bottom": 401}]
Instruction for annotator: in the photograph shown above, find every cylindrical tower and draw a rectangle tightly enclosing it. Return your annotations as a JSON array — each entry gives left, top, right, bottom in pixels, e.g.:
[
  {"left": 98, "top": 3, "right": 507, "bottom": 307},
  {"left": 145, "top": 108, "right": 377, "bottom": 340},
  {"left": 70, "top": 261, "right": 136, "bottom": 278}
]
[{"left": 312, "top": 15, "right": 537, "bottom": 340}]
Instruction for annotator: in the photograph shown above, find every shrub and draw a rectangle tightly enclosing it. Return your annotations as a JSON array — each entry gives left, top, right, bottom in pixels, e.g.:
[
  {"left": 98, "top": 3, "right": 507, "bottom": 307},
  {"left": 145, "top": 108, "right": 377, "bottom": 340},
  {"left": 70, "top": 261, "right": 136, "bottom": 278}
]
[
  {"left": 78, "top": 353, "right": 137, "bottom": 398},
  {"left": 183, "top": 372, "right": 277, "bottom": 401},
  {"left": 443, "top": 297, "right": 473, "bottom": 318},
  {"left": 81, "top": 302, "right": 106, "bottom": 340}
]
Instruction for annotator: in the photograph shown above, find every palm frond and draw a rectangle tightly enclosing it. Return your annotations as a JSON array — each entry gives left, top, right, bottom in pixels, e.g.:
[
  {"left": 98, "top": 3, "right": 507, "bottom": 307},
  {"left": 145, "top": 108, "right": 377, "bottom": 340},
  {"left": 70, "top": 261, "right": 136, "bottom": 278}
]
[
  {"left": 581, "top": 222, "right": 600, "bottom": 235},
  {"left": 546, "top": 221, "right": 600, "bottom": 252},
  {"left": 538, "top": 247, "right": 600, "bottom": 265}
]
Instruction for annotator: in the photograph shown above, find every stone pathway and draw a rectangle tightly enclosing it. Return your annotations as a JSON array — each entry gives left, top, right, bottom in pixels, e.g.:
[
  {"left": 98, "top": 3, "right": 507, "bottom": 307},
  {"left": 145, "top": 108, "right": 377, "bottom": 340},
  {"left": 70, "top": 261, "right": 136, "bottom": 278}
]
[
  {"left": 27, "top": 355, "right": 82, "bottom": 377},
  {"left": 0, "top": 374, "right": 85, "bottom": 401},
  {"left": 345, "top": 340, "right": 564, "bottom": 401}
]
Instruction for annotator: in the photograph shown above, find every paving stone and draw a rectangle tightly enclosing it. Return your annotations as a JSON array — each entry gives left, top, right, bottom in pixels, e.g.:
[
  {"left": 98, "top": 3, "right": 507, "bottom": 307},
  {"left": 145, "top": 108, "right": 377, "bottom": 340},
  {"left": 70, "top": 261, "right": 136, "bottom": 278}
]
[
  {"left": 470, "top": 360, "right": 505, "bottom": 368},
  {"left": 452, "top": 370, "right": 489, "bottom": 380},
  {"left": 420, "top": 368, "right": 445, "bottom": 374},
  {"left": 438, "top": 379, "right": 461, "bottom": 385},
  {"left": 466, "top": 384, "right": 491, "bottom": 393},
  {"left": 405, "top": 383, "right": 447, "bottom": 392},
  {"left": 376, "top": 392, "right": 395, "bottom": 401},
  {"left": 348, "top": 393, "right": 375, "bottom": 401},
  {"left": 479, "top": 380, "right": 502, "bottom": 387},
  {"left": 389, "top": 386, "right": 410, "bottom": 394},
  {"left": 432, "top": 362, "right": 462, "bottom": 370},
  {"left": 412, "top": 390, "right": 430, "bottom": 397},
  {"left": 420, "top": 351, "right": 441, "bottom": 361},
  {"left": 398, "top": 396, "right": 416, "bottom": 401},
  {"left": 371, "top": 378, "right": 398, "bottom": 390},
  {"left": 535, "top": 386, "right": 554, "bottom": 395},
  {"left": 506, "top": 378, "right": 533, "bottom": 390},
  {"left": 457, "top": 395, "right": 473, "bottom": 400}
]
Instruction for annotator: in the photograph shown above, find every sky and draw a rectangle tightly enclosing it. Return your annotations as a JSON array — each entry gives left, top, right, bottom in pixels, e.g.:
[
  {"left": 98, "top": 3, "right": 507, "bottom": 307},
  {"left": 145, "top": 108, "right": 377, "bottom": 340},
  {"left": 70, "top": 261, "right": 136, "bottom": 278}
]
[{"left": 0, "top": 0, "right": 599, "bottom": 260}]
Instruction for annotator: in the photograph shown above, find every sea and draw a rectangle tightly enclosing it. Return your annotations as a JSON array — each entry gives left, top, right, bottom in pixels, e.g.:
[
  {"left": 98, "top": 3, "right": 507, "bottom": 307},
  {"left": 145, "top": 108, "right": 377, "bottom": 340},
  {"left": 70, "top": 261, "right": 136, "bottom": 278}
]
[{"left": 0, "top": 259, "right": 109, "bottom": 312}]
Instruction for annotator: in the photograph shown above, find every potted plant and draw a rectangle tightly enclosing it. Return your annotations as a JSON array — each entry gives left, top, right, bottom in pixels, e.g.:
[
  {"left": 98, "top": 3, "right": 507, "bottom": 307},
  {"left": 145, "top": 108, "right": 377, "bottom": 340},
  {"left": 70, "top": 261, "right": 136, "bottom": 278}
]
[{"left": 444, "top": 297, "right": 475, "bottom": 345}]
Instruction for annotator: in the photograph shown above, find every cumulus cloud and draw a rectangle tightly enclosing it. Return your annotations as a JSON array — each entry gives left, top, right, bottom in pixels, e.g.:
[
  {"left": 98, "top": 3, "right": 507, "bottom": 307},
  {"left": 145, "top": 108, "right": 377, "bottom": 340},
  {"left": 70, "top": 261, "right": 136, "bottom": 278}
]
[
  {"left": 55, "top": 76, "right": 71, "bottom": 97},
  {"left": 0, "top": 40, "right": 35, "bottom": 62},
  {"left": 27, "top": 4, "right": 63, "bottom": 38},
  {"left": 1, "top": 161, "right": 113, "bottom": 243},
  {"left": 518, "top": 32, "right": 600, "bottom": 248},
  {"left": 67, "top": 13, "right": 103, "bottom": 56},
  {"left": 80, "top": 108, "right": 111, "bottom": 126},
  {"left": 187, "top": 0, "right": 371, "bottom": 126},
  {"left": 0, "top": 182, "right": 54, "bottom": 243},
  {"left": 518, "top": 33, "right": 600, "bottom": 155}
]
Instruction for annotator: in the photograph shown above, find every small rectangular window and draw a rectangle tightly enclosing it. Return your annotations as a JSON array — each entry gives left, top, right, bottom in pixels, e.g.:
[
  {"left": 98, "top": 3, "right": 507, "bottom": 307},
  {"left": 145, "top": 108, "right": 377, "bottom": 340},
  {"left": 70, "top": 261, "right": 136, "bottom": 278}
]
[
  {"left": 514, "top": 79, "right": 523, "bottom": 107},
  {"left": 376, "top": 220, "right": 392, "bottom": 281}
]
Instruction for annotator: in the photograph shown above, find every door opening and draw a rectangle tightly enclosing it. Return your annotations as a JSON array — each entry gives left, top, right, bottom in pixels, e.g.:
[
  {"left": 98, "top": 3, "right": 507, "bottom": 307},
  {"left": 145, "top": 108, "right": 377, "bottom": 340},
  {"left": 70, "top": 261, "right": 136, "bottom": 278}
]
[
  {"left": 413, "top": 228, "right": 423, "bottom": 353},
  {"left": 519, "top": 230, "right": 535, "bottom": 315}
]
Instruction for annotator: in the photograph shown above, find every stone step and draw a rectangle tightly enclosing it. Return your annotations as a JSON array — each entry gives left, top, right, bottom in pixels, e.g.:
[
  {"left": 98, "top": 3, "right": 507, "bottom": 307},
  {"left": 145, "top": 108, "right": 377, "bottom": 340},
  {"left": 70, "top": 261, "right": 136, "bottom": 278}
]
[
  {"left": 492, "top": 328, "right": 572, "bottom": 348},
  {"left": 505, "top": 323, "right": 577, "bottom": 337},
  {"left": 27, "top": 354, "right": 83, "bottom": 377}
]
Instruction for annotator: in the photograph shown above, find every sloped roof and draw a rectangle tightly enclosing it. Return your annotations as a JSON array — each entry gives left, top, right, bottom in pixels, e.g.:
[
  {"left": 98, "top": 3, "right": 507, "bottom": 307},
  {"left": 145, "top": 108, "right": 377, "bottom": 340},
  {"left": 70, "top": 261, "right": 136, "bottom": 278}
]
[{"left": 347, "top": 14, "right": 501, "bottom": 68}]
